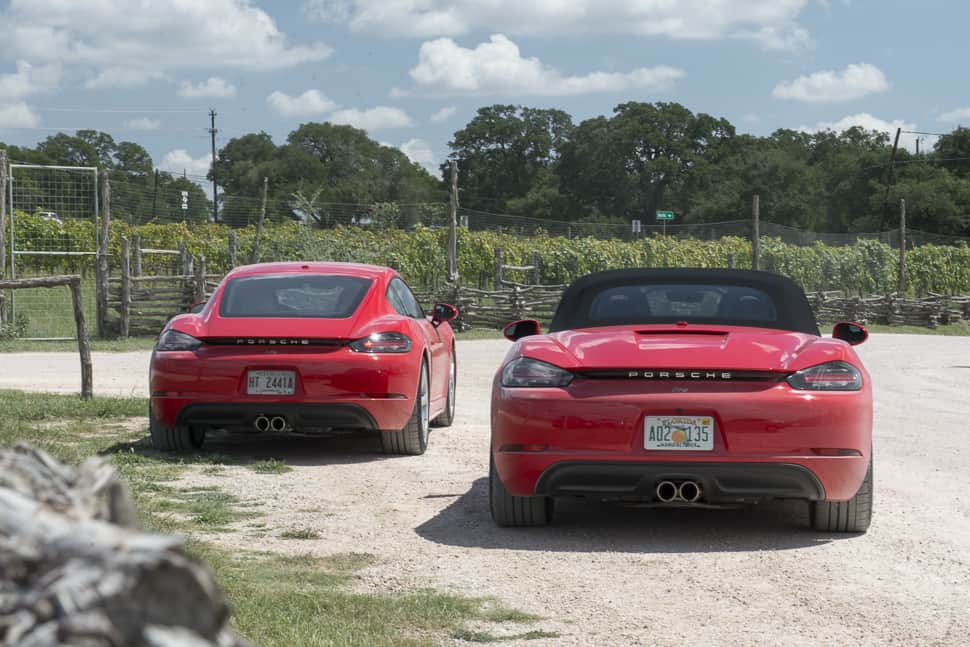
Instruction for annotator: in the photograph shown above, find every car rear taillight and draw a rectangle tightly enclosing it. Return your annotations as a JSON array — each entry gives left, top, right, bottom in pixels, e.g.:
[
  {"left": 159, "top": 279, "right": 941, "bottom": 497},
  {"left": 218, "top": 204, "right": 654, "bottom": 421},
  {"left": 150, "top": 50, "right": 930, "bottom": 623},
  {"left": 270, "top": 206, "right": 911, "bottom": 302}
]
[
  {"left": 501, "top": 358, "right": 574, "bottom": 387},
  {"left": 786, "top": 361, "right": 862, "bottom": 391},
  {"left": 155, "top": 329, "right": 202, "bottom": 352},
  {"left": 349, "top": 332, "right": 412, "bottom": 353}
]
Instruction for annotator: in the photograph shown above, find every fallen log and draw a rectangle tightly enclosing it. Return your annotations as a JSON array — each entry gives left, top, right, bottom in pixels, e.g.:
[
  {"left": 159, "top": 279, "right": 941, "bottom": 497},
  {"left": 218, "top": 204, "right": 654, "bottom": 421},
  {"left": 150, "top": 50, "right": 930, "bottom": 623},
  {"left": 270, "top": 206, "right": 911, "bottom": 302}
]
[{"left": 0, "top": 445, "right": 250, "bottom": 647}]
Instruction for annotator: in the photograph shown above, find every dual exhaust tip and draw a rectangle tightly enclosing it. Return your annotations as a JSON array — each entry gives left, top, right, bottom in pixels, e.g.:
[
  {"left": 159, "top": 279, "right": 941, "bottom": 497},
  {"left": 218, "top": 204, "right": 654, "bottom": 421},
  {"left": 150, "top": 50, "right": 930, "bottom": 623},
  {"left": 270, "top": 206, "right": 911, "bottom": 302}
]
[
  {"left": 655, "top": 480, "right": 703, "bottom": 503},
  {"left": 254, "top": 415, "right": 287, "bottom": 432}
]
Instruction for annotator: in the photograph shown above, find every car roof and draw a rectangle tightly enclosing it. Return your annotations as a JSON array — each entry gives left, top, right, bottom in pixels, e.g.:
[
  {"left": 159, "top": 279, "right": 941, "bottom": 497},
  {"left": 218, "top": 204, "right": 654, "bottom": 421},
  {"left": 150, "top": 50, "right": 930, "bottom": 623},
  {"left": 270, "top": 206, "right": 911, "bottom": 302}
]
[
  {"left": 225, "top": 261, "right": 395, "bottom": 280},
  {"left": 549, "top": 267, "right": 819, "bottom": 335}
]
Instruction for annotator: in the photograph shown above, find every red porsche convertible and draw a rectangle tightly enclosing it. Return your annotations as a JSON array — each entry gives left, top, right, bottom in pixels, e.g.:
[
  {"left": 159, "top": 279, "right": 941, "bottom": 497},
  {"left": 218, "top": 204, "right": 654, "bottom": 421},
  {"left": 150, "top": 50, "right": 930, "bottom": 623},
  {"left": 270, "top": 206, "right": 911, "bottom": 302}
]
[
  {"left": 490, "top": 268, "right": 873, "bottom": 532},
  {"left": 149, "top": 262, "right": 458, "bottom": 455}
]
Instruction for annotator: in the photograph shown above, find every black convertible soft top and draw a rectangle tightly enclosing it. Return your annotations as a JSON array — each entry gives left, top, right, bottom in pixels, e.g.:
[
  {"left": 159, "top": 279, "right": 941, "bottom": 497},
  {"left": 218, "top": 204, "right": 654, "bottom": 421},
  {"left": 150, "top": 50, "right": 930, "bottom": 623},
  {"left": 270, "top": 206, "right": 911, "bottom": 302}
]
[{"left": 548, "top": 268, "right": 820, "bottom": 335}]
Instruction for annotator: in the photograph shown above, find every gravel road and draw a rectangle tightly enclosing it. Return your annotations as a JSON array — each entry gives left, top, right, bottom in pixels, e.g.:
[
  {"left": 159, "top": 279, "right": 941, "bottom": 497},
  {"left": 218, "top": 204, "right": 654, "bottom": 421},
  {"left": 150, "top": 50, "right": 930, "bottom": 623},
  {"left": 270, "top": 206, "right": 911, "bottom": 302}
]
[{"left": 2, "top": 335, "right": 969, "bottom": 645}]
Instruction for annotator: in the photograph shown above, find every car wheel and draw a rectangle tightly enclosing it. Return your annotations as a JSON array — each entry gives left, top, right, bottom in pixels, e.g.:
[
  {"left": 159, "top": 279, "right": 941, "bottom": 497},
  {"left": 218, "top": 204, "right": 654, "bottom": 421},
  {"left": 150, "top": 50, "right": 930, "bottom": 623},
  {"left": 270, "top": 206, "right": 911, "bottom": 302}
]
[
  {"left": 431, "top": 345, "right": 456, "bottom": 428},
  {"left": 489, "top": 455, "right": 553, "bottom": 527},
  {"left": 381, "top": 359, "right": 430, "bottom": 455},
  {"left": 810, "top": 454, "right": 873, "bottom": 533},
  {"left": 149, "top": 411, "right": 204, "bottom": 452}
]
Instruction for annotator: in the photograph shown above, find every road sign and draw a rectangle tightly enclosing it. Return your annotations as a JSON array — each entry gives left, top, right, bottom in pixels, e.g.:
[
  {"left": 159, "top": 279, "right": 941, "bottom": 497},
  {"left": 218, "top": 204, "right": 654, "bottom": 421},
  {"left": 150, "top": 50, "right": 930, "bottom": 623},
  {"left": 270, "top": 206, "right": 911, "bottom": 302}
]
[
  {"left": 180, "top": 190, "right": 189, "bottom": 211},
  {"left": 631, "top": 219, "right": 641, "bottom": 233},
  {"left": 656, "top": 210, "right": 674, "bottom": 221}
]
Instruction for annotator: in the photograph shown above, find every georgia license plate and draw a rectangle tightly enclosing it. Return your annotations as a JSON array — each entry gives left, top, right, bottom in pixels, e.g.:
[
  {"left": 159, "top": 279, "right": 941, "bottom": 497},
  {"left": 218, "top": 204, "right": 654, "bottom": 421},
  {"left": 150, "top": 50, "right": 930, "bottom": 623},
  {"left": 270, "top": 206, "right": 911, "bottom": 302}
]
[
  {"left": 246, "top": 370, "right": 296, "bottom": 395},
  {"left": 644, "top": 415, "right": 714, "bottom": 451}
]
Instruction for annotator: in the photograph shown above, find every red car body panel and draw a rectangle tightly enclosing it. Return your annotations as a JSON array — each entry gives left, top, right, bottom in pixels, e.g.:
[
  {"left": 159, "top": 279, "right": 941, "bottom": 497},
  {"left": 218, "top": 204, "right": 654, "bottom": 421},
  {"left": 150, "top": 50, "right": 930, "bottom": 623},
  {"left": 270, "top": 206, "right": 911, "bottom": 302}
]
[
  {"left": 491, "top": 280, "right": 873, "bottom": 506},
  {"left": 150, "top": 262, "right": 454, "bottom": 433}
]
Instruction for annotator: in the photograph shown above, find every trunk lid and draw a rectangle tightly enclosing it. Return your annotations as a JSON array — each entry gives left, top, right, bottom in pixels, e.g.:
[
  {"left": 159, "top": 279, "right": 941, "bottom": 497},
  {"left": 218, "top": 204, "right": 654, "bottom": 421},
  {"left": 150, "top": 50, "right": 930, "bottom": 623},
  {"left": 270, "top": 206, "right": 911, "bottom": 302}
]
[{"left": 550, "top": 325, "right": 817, "bottom": 372}]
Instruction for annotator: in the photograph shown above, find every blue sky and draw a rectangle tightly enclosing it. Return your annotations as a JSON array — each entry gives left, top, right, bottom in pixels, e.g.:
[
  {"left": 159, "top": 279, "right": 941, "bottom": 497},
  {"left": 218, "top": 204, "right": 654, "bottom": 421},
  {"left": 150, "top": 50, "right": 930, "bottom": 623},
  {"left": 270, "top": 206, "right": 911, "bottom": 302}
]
[{"left": 1, "top": 0, "right": 968, "bottom": 186}]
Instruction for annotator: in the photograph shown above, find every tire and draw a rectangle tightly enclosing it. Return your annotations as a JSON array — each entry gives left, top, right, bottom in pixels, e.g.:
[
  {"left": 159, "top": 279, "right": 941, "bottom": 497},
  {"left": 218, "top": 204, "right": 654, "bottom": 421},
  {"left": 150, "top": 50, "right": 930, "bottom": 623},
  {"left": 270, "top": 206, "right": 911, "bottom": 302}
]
[
  {"left": 810, "top": 454, "right": 873, "bottom": 533},
  {"left": 149, "top": 411, "right": 204, "bottom": 452},
  {"left": 431, "top": 345, "right": 456, "bottom": 428},
  {"left": 489, "top": 455, "right": 553, "bottom": 527},
  {"left": 381, "top": 359, "right": 430, "bottom": 455}
]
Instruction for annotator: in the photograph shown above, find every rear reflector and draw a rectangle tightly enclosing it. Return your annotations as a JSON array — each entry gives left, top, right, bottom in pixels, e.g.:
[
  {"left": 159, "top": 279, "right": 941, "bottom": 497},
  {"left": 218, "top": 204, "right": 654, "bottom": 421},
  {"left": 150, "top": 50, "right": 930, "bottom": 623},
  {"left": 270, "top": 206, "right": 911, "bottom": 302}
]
[
  {"left": 811, "top": 448, "right": 863, "bottom": 457},
  {"left": 499, "top": 444, "right": 549, "bottom": 453}
]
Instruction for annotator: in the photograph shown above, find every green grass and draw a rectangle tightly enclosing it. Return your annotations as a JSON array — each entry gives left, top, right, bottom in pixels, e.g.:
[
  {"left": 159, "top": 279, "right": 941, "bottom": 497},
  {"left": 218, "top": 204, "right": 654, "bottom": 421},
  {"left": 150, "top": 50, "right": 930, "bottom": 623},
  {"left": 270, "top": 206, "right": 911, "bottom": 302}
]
[
  {"left": 1, "top": 275, "right": 98, "bottom": 339},
  {"left": 862, "top": 322, "right": 970, "bottom": 335},
  {"left": 248, "top": 458, "right": 292, "bottom": 474},
  {"left": 280, "top": 527, "right": 322, "bottom": 540},
  {"left": 0, "top": 336, "right": 159, "bottom": 352},
  {"left": 0, "top": 390, "right": 547, "bottom": 646}
]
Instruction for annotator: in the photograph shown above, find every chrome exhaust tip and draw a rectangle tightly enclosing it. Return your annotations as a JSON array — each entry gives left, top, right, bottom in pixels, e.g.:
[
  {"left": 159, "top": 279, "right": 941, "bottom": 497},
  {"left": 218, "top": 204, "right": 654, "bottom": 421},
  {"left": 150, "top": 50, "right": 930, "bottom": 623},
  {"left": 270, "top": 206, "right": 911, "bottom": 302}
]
[
  {"left": 656, "top": 480, "right": 678, "bottom": 503},
  {"left": 678, "top": 480, "right": 702, "bottom": 503},
  {"left": 269, "top": 416, "right": 287, "bottom": 432},
  {"left": 254, "top": 415, "right": 270, "bottom": 432}
]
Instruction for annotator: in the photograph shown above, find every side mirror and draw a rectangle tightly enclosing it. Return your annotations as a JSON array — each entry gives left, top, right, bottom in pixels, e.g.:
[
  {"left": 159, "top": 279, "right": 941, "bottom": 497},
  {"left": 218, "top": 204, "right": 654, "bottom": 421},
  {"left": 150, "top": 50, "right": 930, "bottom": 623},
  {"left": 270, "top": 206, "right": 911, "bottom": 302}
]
[
  {"left": 503, "top": 319, "right": 541, "bottom": 342},
  {"left": 431, "top": 302, "right": 458, "bottom": 326},
  {"left": 189, "top": 300, "right": 207, "bottom": 314},
  {"left": 832, "top": 321, "right": 868, "bottom": 346}
]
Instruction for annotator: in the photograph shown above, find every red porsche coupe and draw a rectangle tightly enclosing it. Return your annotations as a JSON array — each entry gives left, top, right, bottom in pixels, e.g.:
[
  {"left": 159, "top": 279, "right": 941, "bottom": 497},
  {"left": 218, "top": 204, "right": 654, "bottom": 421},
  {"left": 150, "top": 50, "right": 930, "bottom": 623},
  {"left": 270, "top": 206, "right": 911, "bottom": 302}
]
[
  {"left": 490, "top": 268, "right": 873, "bottom": 532},
  {"left": 149, "top": 262, "right": 458, "bottom": 455}
]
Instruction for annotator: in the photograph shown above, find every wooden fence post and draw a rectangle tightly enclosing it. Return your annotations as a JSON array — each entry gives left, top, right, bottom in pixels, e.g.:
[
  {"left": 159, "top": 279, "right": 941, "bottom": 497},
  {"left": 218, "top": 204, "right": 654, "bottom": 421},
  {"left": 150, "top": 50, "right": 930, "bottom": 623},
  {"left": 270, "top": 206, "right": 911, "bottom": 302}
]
[
  {"left": 120, "top": 237, "right": 130, "bottom": 339},
  {"left": 228, "top": 230, "right": 237, "bottom": 268},
  {"left": 447, "top": 161, "right": 459, "bottom": 282},
  {"left": 494, "top": 247, "right": 504, "bottom": 289},
  {"left": 898, "top": 198, "right": 907, "bottom": 294},
  {"left": 97, "top": 172, "right": 111, "bottom": 338},
  {"left": 752, "top": 193, "right": 760, "bottom": 271},
  {"left": 0, "top": 149, "right": 7, "bottom": 324},
  {"left": 194, "top": 255, "right": 206, "bottom": 303},
  {"left": 531, "top": 250, "right": 541, "bottom": 286},
  {"left": 131, "top": 233, "right": 142, "bottom": 278},
  {"left": 69, "top": 277, "right": 93, "bottom": 399}
]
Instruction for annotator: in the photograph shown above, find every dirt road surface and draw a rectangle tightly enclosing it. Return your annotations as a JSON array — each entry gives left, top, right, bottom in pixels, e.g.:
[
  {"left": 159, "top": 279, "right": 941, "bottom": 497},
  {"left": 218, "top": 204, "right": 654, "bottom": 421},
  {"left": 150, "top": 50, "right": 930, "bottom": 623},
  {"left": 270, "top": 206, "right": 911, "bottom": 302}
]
[{"left": 2, "top": 335, "right": 969, "bottom": 645}]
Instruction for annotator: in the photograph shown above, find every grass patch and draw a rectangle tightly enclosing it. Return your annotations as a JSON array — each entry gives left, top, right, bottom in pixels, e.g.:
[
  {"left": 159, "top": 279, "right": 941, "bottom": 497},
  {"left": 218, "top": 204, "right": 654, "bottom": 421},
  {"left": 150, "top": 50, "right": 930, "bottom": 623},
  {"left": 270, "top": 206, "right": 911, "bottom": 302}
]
[
  {"left": 0, "top": 390, "right": 545, "bottom": 646},
  {"left": 863, "top": 322, "right": 970, "bottom": 336},
  {"left": 248, "top": 458, "right": 292, "bottom": 474},
  {"left": 451, "top": 629, "right": 560, "bottom": 643},
  {"left": 0, "top": 336, "right": 160, "bottom": 352},
  {"left": 280, "top": 527, "right": 321, "bottom": 540}
]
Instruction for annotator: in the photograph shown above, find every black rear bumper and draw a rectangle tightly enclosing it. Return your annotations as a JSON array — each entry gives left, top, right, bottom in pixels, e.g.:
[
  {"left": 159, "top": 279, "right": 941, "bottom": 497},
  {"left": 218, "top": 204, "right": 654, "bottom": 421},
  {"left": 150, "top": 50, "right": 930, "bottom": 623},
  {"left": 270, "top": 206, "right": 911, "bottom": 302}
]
[
  {"left": 176, "top": 403, "right": 378, "bottom": 433},
  {"left": 534, "top": 461, "right": 825, "bottom": 503}
]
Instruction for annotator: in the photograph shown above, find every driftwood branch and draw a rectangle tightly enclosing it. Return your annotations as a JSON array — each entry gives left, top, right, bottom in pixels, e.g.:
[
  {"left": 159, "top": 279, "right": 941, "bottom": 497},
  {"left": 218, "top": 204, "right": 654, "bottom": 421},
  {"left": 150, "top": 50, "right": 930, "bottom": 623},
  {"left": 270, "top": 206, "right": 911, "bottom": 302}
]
[{"left": 0, "top": 445, "right": 250, "bottom": 647}]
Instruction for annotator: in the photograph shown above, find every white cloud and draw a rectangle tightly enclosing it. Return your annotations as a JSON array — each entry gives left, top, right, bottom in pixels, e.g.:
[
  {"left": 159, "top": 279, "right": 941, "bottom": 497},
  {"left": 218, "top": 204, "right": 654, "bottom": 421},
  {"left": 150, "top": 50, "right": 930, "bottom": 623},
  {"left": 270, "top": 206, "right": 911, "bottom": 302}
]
[
  {"left": 303, "top": 0, "right": 812, "bottom": 50},
  {"left": 802, "top": 113, "right": 918, "bottom": 152},
  {"left": 772, "top": 63, "right": 889, "bottom": 102},
  {"left": 399, "top": 138, "right": 435, "bottom": 170},
  {"left": 1, "top": 0, "right": 331, "bottom": 90},
  {"left": 430, "top": 106, "right": 457, "bottom": 123},
  {"left": 0, "top": 60, "right": 61, "bottom": 101},
  {"left": 266, "top": 90, "right": 337, "bottom": 117},
  {"left": 123, "top": 118, "right": 161, "bottom": 131},
  {"left": 159, "top": 149, "right": 212, "bottom": 178},
  {"left": 408, "top": 34, "right": 684, "bottom": 96},
  {"left": 329, "top": 106, "right": 414, "bottom": 131},
  {"left": 177, "top": 77, "right": 237, "bottom": 99},
  {"left": 0, "top": 101, "right": 40, "bottom": 128},
  {"left": 938, "top": 107, "right": 970, "bottom": 124}
]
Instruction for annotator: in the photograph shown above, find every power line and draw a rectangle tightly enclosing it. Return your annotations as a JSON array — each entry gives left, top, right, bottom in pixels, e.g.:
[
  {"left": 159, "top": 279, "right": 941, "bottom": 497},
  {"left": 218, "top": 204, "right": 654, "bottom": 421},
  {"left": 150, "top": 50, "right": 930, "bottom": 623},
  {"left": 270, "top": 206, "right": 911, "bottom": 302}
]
[{"left": 35, "top": 107, "right": 208, "bottom": 113}]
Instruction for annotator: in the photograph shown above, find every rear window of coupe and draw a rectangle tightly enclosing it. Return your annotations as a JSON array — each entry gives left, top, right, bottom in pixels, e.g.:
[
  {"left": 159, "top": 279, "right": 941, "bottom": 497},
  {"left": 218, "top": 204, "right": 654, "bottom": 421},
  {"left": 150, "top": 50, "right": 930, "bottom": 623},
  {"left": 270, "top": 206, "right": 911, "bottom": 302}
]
[
  {"left": 588, "top": 284, "right": 778, "bottom": 326},
  {"left": 219, "top": 274, "right": 372, "bottom": 318}
]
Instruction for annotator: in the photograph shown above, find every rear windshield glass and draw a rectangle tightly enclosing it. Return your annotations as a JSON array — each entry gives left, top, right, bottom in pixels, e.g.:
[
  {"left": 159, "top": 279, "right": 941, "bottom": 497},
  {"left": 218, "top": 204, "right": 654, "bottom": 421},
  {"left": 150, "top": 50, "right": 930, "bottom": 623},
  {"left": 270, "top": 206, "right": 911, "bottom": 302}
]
[
  {"left": 588, "top": 284, "right": 777, "bottom": 326},
  {"left": 219, "top": 274, "right": 372, "bottom": 318}
]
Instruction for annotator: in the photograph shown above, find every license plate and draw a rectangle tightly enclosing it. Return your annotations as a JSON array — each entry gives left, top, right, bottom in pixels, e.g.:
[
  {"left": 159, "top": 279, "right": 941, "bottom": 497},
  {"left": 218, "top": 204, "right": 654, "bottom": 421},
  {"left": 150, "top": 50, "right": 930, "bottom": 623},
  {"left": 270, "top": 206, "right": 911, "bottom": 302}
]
[
  {"left": 247, "top": 370, "right": 295, "bottom": 395},
  {"left": 644, "top": 415, "right": 714, "bottom": 451}
]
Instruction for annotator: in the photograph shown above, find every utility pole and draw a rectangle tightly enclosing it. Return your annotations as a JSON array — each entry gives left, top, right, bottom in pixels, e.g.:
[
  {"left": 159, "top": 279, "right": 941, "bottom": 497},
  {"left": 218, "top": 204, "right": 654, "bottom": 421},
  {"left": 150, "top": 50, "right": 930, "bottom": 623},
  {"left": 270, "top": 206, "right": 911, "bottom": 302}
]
[
  {"left": 209, "top": 109, "right": 218, "bottom": 223},
  {"left": 752, "top": 194, "right": 760, "bottom": 271},
  {"left": 879, "top": 127, "right": 902, "bottom": 231},
  {"left": 447, "top": 160, "right": 459, "bottom": 282},
  {"left": 898, "top": 198, "right": 907, "bottom": 294}
]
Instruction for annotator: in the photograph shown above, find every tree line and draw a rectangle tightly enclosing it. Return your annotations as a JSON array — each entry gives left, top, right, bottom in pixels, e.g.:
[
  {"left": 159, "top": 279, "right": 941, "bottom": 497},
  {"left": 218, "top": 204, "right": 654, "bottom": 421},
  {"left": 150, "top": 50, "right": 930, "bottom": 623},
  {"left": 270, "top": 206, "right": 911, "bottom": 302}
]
[{"left": 4, "top": 102, "right": 970, "bottom": 235}]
